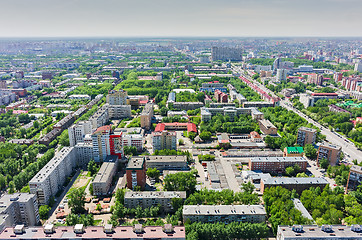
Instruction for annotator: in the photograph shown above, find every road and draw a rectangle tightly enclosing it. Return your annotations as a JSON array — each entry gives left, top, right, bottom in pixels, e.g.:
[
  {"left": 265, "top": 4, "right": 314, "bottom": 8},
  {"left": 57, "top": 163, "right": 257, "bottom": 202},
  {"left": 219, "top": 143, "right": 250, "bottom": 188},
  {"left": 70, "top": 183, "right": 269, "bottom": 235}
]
[
  {"left": 231, "top": 64, "right": 361, "bottom": 162},
  {"left": 280, "top": 100, "right": 361, "bottom": 162}
]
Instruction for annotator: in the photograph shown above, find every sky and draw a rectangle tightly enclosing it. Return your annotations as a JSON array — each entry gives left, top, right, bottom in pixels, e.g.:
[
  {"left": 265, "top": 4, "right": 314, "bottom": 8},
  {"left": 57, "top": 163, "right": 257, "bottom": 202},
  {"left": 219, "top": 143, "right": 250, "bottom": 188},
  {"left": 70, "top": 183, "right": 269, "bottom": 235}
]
[{"left": 0, "top": 0, "right": 362, "bottom": 37}]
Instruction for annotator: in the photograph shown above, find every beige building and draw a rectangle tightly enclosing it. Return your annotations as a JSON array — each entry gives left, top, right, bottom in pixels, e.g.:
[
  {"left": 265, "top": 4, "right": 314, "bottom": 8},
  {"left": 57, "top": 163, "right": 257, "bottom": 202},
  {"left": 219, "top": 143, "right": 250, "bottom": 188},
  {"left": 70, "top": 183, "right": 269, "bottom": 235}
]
[
  {"left": 92, "top": 162, "right": 117, "bottom": 196},
  {"left": 183, "top": 205, "right": 266, "bottom": 224},
  {"left": 106, "top": 90, "right": 128, "bottom": 105},
  {"left": 297, "top": 127, "right": 317, "bottom": 146},
  {"left": 140, "top": 103, "right": 154, "bottom": 130},
  {"left": 317, "top": 143, "right": 341, "bottom": 166},
  {"left": 152, "top": 131, "right": 177, "bottom": 151},
  {"left": 258, "top": 119, "right": 277, "bottom": 135},
  {"left": 124, "top": 191, "right": 186, "bottom": 212}
]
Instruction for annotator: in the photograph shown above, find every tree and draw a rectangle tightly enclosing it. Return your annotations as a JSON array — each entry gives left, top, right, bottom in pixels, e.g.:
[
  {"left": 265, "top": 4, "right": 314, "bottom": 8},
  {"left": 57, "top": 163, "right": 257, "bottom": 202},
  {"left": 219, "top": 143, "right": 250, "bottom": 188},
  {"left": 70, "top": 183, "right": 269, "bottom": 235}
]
[
  {"left": 188, "top": 132, "right": 197, "bottom": 141},
  {"left": 178, "top": 139, "right": 184, "bottom": 145},
  {"left": 160, "top": 107, "right": 169, "bottom": 116},
  {"left": 33, "top": 121, "right": 39, "bottom": 129},
  {"left": 87, "top": 160, "right": 98, "bottom": 176},
  {"left": 39, "top": 205, "right": 50, "bottom": 220},
  {"left": 241, "top": 182, "right": 255, "bottom": 194},
  {"left": 124, "top": 146, "right": 137, "bottom": 155},
  {"left": 164, "top": 172, "right": 197, "bottom": 196},
  {"left": 68, "top": 188, "right": 86, "bottom": 214},
  {"left": 199, "top": 131, "right": 212, "bottom": 141},
  {"left": 285, "top": 166, "right": 296, "bottom": 176},
  {"left": 304, "top": 144, "right": 317, "bottom": 159},
  {"left": 96, "top": 203, "right": 102, "bottom": 211},
  {"left": 146, "top": 168, "right": 160, "bottom": 180},
  {"left": 319, "top": 158, "right": 329, "bottom": 169}
]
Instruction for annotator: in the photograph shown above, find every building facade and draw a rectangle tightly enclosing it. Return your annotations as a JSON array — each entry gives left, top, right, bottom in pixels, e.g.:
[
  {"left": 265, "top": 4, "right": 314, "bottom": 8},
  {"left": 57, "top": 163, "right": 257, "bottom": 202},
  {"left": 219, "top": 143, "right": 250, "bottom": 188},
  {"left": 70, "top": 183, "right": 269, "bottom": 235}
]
[
  {"left": 126, "top": 157, "right": 146, "bottom": 190},
  {"left": 249, "top": 157, "right": 308, "bottom": 173},
  {"left": 152, "top": 131, "right": 177, "bottom": 151},
  {"left": 92, "top": 162, "right": 117, "bottom": 196},
  {"left": 317, "top": 143, "right": 341, "bottom": 166},
  {"left": 296, "top": 127, "right": 317, "bottom": 146}
]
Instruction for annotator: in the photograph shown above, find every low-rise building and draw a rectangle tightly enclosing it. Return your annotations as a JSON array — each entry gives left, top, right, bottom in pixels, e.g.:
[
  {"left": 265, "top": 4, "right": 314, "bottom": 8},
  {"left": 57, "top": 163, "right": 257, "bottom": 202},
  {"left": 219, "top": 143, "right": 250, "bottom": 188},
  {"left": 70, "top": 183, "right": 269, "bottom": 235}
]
[
  {"left": 260, "top": 177, "right": 328, "bottom": 194},
  {"left": 145, "top": 155, "right": 188, "bottom": 172},
  {"left": 126, "top": 157, "right": 146, "bottom": 190},
  {"left": 277, "top": 225, "right": 362, "bottom": 240},
  {"left": 201, "top": 106, "right": 263, "bottom": 122},
  {"left": 125, "top": 191, "right": 186, "bottom": 212},
  {"left": 283, "top": 147, "right": 304, "bottom": 157},
  {"left": 249, "top": 157, "right": 307, "bottom": 173},
  {"left": 171, "top": 102, "right": 204, "bottom": 111},
  {"left": 92, "top": 162, "right": 117, "bottom": 196},
  {"left": 0, "top": 225, "right": 186, "bottom": 240},
  {"left": 258, "top": 119, "right": 277, "bottom": 135},
  {"left": 183, "top": 205, "right": 266, "bottom": 224}
]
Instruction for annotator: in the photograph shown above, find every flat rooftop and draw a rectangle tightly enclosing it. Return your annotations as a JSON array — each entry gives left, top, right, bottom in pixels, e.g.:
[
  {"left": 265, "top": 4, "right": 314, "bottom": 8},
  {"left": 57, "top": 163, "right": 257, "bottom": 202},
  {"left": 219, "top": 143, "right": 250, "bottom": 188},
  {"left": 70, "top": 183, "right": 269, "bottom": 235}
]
[
  {"left": 263, "top": 177, "right": 328, "bottom": 185},
  {"left": 144, "top": 155, "right": 187, "bottom": 162},
  {"left": 126, "top": 157, "right": 145, "bottom": 170},
  {"left": 0, "top": 226, "right": 186, "bottom": 239},
  {"left": 125, "top": 191, "right": 186, "bottom": 199},
  {"left": 278, "top": 225, "right": 362, "bottom": 239},
  {"left": 93, "top": 162, "right": 116, "bottom": 184},
  {"left": 183, "top": 205, "right": 266, "bottom": 216},
  {"left": 251, "top": 157, "right": 307, "bottom": 163}
]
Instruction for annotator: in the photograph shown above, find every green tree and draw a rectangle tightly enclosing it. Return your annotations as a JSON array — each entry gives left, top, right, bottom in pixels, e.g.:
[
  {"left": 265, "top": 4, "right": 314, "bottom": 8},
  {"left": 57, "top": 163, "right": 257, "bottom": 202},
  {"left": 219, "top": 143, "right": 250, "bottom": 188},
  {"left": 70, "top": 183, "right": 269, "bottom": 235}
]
[
  {"left": 199, "top": 131, "right": 212, "bottom": 141},
  {"left": 304, "top": 144, "right": 317, "bottom": 159},
  {"left": 164, "top": 172, "right": 197, "bottom": 196},
  {"left": 87, "top": 160, "right": 98, "bottom": 176},
  {"left": 68, "top": 188, "right": 86, "bottom": 214},
  {"left": 146, "top": 168, "right": 160, "bottom": 180},
  {"left": 319, "top": 158, "right": 329, "bottom": 169},
  {"left": 39, "top": 205, "right": 50, "bottom": 220},
  {"left": 124, "top": 146, "right": 138, "bottom": 155},
  {"left": 241, "top": 182, "right": 255, "bottom": 194}
]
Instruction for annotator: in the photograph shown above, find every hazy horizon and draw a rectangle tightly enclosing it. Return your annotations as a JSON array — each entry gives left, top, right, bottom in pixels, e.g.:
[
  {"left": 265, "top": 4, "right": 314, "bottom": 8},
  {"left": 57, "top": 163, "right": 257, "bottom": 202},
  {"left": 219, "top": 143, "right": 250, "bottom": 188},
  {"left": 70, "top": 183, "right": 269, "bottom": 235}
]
[{"left": 0, "top": 0, "right": 362, "bottom": 38}]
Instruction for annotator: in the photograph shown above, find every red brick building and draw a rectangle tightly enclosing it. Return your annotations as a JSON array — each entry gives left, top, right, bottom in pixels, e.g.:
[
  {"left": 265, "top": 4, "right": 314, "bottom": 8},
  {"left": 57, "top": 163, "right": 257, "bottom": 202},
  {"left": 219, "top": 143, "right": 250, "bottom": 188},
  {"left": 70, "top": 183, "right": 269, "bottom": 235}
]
[{"left": 126, "top": 157, "right": 146, "bottom": 190}]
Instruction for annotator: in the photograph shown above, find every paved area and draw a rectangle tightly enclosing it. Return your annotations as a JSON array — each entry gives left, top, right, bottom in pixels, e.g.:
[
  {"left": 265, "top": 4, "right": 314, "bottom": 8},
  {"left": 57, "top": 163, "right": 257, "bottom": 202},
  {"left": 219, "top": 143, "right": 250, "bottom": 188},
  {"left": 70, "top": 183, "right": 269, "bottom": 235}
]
[{"left": 215, "top": 150, "right": 241, "bottom": 192}]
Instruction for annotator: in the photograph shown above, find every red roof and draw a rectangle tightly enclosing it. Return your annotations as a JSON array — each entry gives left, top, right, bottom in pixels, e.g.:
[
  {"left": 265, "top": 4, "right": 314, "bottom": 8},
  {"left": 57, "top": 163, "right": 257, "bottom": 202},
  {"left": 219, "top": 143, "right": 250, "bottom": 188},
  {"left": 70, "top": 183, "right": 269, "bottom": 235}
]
[
  {"left": 187, "top": 123, "right": 197, "bottom": 132},
  {"left": 154, "top": 122, "right": 197, "bottom": 132},
  {"left": 154, "top": 123, "right": 166, "bottom": 132},
  {"left": 94, "top": 125, "right": 112, "bottom": 133}
]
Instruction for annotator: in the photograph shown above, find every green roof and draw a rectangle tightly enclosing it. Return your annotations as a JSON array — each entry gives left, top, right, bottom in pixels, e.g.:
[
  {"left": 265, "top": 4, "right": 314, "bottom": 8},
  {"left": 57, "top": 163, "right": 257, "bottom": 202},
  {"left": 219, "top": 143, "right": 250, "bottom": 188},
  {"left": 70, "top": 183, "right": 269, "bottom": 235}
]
[{"left": 286, "top": 147, "right": 304, "bottom": 154}]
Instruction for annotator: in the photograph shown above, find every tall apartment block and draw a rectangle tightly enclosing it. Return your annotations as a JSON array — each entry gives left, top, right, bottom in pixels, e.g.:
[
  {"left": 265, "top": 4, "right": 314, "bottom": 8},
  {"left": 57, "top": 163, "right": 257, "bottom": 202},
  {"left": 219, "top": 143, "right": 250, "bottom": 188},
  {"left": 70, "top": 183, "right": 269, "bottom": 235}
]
[
  {"left": 211, "top": 46, "right": 242, "bottom": 61},
  {"left": 68, "top": 121, "right": 92, "bottom": 146},
  {"left": 29, "top": 147, "right": 77, "bottom": 205},
  {"left": 0, "top": 193, "right": 39, "bottom": 226},
  {"left": 152, "top": 131, "right": 177, "bottom": 151},
  {"left": 126, "top": 157, "right": 146, "bottom": 190},
  {"left": 296, "top": 127, "right": 317, "bottom": 146},
  {"left": 346, "top": 165, "right": 362, "bottom": 191},
  {"left": 124, "top": 191, "right": 186, "bottom": 212},
  {"left": 140, "top": 102, "right": 154, "bottom": 130},
  {"left": 106, "top": 90, "right": 127, "bottom": 105},
  {"left": 317, "top": 143, "right": 342, "bottom": 166}
]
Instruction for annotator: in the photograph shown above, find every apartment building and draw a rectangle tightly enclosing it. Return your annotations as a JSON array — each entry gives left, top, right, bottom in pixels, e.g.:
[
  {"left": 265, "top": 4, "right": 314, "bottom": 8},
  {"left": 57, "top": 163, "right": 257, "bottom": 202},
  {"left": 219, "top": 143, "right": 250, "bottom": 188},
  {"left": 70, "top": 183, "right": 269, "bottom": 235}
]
[
  {"left": 145, "top": 155, "right": 188, "bottom": 172},
  {"left": 296, "top": 127, "right": 317, "bottom": 146},
  {"left": 260, "top": 177, "right": 328, "bottom": 194},
  {"left": 276, "top": 69, "right": 288, "bottom": 81},
  {"left": 346, "top": 165, "right": 362, "bottom": 191},
  {"left": 140, "top": 102, "right": 154, "bottom": 130},
  {"left": 199, "top": 81, "right": 227, "bottom": 93},
  {"left": 258, "top": 119, "right": 277, "bottom": 135},
  {"left": 249, "top": 157, "right": 307, "bottom": 173},
  {"left": 92, "top": 162, "right": 117, "bottom": 196},
  {"left": 317, "top": 143, "right": 341, "bottom": 166},
  {"left": 124, "top": 191, "right": 186, "bottom": 212},
  {"left": 108, "top": 105, "right": 131, "bottom": 119},
  {"left": 0, "top": 193, "right": 39, "bottom": 226},
  {"left": 242, "top": 102, "right": 274, "bottom": 108},
  {"left": 92, "top": 125, "right": 112, "bottom": 162},
  {"left": 68, "top": 121, "right": 92, "bottom": 146},
  {"left": 183, "top": 205, "right": 266, "bottom": 224},
  {"left": 307, "top": 73, "right": 324, "bottom": 86},
  {"left": 74, "top": 142, "right": 93, "bottom": 166},
  {"left": 214, "top": 89, "right": 228, "bottom": 103},
  {"left": 152, "top": 131, "right": 177, "bottom": 151},
  {"left": 89, "top": 104, "right": 109, "bottom": 130},
  {"left": 106, "top": 89, "right": 127, "bottom": 105},
  {"left": 126, "top": 157, "right": 146, "bottom": 190},
  {"left": 0, "top": 225, "right": 186, "bottom": 240},
  {"left": 115, "top": 128, "right": 144, "bottom": 151},
  {"left": 211, "top": 46, "right": 243, "bottom": 61},
  {"left": 277, "top": 225, "right": 362, "bottom": 240},
  {"left": 38, "top": 128, "right": 62, "bottom": 146},
  {"left": 29, "top": 147, "right": 77, "bottom": 205},
  {"left": 201, "top": 107, "right": 263, "bottom": 122},
  {"left": 171, "top": 102, "right": 204, "bottom": 111}
]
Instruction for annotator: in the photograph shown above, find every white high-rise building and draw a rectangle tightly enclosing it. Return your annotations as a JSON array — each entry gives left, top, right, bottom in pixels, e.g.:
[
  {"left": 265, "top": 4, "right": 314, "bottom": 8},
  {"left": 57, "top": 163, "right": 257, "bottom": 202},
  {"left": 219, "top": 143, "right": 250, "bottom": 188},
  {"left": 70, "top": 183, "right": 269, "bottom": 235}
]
[
  {"left": 68, "top": 121, "right": 92, "bottom": 146},
  {"left": 276, "top": 69, "right": 287, "bottom": 81},
  {"left": 29, "top": 147, "right": 77, "bottom": 205},
  {"left": 355, "top": 62, "right": 362, "bottom": 73}
]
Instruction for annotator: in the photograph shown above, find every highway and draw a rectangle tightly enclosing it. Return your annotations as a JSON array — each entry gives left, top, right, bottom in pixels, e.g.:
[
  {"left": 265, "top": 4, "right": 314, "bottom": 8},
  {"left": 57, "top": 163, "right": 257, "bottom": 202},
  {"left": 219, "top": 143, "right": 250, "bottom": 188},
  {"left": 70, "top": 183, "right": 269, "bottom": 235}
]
[{"left": 231, "top": 64, "right": 362, "bottom": 162}]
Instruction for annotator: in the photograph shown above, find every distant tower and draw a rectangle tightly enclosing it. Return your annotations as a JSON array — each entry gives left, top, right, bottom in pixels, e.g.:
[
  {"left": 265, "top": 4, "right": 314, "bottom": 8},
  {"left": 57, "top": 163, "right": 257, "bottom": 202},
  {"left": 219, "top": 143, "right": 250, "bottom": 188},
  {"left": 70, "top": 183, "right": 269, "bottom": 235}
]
[{"left": 273, "top": 58, "right": 281, "bottom": 72}]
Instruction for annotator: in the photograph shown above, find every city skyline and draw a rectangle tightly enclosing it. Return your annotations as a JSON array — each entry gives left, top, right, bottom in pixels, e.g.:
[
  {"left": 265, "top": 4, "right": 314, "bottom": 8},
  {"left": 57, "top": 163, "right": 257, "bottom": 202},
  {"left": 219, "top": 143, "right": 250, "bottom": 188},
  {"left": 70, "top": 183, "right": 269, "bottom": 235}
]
[{"left": 0, "top": 0, "right": 362, "bottom": 38}]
